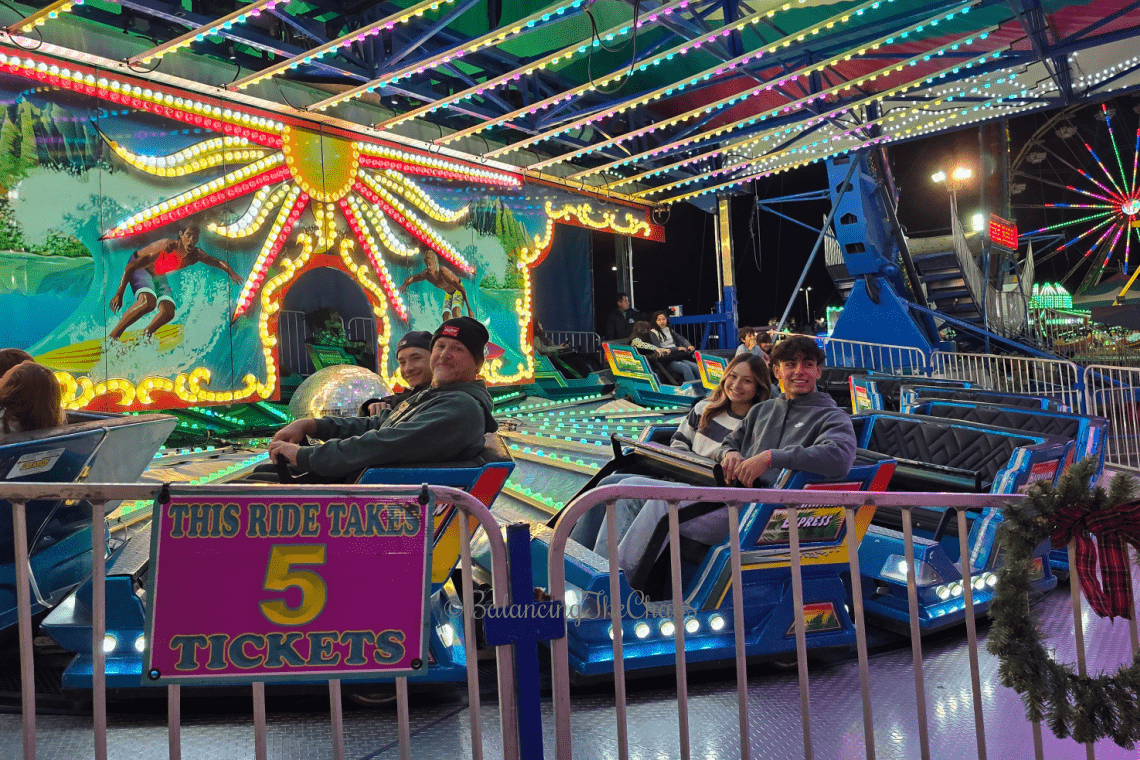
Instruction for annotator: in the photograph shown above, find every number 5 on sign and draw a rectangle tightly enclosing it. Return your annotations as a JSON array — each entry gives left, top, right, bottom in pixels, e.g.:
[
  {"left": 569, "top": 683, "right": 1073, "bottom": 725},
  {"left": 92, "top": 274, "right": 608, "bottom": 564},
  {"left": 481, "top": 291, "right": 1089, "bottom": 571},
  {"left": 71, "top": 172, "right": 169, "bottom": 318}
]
[{"left": 261, "top": 545, "right": 328, "bottom": 626}]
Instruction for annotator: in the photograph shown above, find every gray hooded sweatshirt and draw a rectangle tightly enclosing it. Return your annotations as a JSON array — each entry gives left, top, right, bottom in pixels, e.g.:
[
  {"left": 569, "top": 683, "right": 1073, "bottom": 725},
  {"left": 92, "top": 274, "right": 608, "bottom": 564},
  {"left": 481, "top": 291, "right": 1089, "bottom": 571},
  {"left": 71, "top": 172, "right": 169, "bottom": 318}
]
[
  {"left": 715, "top": 389, "right": 856, "bottom": 485},
  {"left": 295, "top": 380, "right": 498, "bottom": 478}
]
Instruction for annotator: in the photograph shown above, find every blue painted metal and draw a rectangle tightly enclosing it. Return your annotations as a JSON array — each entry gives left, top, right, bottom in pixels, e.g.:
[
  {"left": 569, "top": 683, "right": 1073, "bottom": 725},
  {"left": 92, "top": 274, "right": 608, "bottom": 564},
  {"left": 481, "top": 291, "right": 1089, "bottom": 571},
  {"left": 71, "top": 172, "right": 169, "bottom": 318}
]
[
  {"left": 852, "top": 411, "right": 1065, "bottom": 633},
  {"left": 483, "top": 523, "right": 564, "bottom": 759}
]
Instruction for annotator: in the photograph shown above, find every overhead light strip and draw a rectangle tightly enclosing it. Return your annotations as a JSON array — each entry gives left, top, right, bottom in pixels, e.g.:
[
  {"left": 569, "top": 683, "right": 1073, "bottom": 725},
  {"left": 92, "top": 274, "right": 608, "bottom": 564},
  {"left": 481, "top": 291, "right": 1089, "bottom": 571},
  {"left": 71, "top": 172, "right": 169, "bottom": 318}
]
[
  {"left": 6, "top": 0, "right": 83, "bottom": 35},
  {"left": 478, "top": 0, "right": 894, "bottom": 157},
  {"left": 128, "top": 0, "right": 282, "bottom": 66},
  {"left": 374, "top": 0, "right": 695, "bottom": 131},
  {"left": 229, "top": 0, "right": 460, "bottom": 91},
  {"left": 657, "top": 66, "right": 1030, "bottom": 203},
  {"left": 642, "top": 50, "right": 1012, "bottom": 198},
  {"left": 598, "top": 27, "right": 999, "bottom": 189},
  {"left": 307, "top": 0, "right": 589, "bottom": 113},
  {"left": 548, "top": 4, "right": 986, "bottom": 176}
]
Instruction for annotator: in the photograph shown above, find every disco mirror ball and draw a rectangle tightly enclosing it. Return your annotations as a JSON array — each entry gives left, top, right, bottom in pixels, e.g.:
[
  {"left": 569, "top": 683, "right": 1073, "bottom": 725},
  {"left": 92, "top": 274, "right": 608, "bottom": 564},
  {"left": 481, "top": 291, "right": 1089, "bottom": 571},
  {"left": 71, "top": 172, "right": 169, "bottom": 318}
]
[{"left": 288, "top": 365, "right": 390, "bottom": 420}]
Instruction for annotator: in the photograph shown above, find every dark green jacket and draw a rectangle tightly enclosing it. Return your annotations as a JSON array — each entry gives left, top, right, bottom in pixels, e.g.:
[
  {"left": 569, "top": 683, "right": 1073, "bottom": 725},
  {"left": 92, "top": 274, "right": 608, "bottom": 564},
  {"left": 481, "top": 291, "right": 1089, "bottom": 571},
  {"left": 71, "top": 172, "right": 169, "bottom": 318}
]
[{"left": 295, "top": 380, "right": 498, "bottom": 478}]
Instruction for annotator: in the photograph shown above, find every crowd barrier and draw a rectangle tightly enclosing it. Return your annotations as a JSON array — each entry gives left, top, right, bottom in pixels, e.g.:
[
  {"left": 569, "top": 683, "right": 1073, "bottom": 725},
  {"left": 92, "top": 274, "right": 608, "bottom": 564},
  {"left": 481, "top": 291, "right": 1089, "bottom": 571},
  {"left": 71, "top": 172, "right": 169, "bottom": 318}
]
[
  {"left": 7, "top": 482, "right": 519, "bottom": 760},
  {"left": 545, "top": 330, "right": 602, "bottom": 356},
  {"left": 1083, "top": 364, "right": 1140, "bottom": 473},
  {"left": 10, "top": 479, "right": 1131, "bottom": 759},
  {"left": 929, "top": 351, "right": 1084, "bottom": 413}
]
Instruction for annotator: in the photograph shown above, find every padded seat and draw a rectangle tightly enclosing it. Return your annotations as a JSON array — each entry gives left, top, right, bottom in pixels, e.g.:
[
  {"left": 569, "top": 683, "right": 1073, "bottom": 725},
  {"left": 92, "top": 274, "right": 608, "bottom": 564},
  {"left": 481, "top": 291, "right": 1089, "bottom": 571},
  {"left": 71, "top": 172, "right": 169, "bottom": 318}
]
[
  {"left": 923, "top": 404, "right": 1080, "bottom": 441},
  {"left": 864, "top": 417, "right": 1034, "bottom": 492}
]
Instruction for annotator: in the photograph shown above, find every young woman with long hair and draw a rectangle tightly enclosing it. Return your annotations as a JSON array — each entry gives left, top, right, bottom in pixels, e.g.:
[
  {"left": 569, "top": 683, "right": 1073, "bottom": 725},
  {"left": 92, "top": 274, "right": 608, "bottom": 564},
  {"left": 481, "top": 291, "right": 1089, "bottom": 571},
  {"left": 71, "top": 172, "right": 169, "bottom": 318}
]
[{"left": 0, "top": 361, "right": 63, "bottom": 434}]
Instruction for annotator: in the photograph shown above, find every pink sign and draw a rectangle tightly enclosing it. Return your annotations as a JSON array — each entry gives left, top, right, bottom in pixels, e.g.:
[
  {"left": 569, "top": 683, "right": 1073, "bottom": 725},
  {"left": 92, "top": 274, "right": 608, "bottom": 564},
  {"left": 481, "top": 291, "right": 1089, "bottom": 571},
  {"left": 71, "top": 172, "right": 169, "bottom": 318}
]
[{"left": 144, "top": 493, "right": 431, "bottom": 684}]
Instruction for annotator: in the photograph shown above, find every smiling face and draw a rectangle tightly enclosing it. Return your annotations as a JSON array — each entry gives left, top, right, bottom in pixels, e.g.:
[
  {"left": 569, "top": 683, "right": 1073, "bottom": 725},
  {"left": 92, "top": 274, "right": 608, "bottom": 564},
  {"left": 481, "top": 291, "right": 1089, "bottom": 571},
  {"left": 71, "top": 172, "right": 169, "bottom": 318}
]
[
  {"left": 655, "top": 313, "right": 668, "bottom": 329},
  {"left": 773, "top": 355, "right": 822, "bottom": 398},
  {"left": 430, "top": 336, "right": 480, "bottom": 386},
  {"left": 397, "top": 346, "right": 432, "bottom": 388},
  {"left": 722, "top": 362, "right": 759, "bottom": 406}
]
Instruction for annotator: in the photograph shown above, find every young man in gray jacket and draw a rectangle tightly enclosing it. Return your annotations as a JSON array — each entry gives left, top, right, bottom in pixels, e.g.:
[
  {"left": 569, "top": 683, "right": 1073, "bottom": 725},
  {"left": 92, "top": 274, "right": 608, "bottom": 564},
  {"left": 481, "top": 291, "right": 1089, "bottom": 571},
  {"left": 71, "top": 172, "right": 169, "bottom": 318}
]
[
  {"left": 267, "top": 317, "right": 498, "bottom": 480},
  {"left": 605, "top": 335, "right": 856, "bottom": 590}
]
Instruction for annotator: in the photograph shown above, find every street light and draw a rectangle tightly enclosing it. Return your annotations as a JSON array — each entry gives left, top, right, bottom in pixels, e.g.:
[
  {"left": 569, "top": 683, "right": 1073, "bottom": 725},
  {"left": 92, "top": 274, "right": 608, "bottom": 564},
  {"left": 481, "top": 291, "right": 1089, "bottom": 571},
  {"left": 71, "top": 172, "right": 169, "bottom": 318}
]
[
  {"left": 932, "top": 164, "right": 975, "bottom": 228},
  {"left": 801, "top": 286, "right": 812, "bottom": 324}
]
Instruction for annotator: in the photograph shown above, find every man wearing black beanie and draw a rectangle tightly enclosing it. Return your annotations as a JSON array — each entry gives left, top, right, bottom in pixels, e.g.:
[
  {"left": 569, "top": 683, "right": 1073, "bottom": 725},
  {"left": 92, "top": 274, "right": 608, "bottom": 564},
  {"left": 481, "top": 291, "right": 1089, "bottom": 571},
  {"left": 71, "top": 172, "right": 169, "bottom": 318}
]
[{"left": 269, "top": 317, "right": 498, "bottom": 480}]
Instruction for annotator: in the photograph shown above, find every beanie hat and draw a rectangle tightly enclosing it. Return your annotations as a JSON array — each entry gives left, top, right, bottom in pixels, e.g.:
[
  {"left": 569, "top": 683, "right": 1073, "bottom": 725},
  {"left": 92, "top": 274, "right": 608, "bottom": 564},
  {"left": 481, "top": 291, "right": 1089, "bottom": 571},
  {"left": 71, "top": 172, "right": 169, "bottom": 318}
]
[
  {"left": 395, "top": 330, "right": 432, "bottom": 356},
  {"left": 431, "top": 317, "right": 489, "bottom": 362}
]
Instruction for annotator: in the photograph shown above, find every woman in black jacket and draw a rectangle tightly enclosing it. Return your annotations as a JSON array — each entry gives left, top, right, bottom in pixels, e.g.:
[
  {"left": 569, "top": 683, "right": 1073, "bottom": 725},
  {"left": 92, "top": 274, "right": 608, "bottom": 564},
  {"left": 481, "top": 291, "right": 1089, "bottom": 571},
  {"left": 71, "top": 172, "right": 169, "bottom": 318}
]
[{"left": 648, "top": 311, "right": 700, "bottom": 382}]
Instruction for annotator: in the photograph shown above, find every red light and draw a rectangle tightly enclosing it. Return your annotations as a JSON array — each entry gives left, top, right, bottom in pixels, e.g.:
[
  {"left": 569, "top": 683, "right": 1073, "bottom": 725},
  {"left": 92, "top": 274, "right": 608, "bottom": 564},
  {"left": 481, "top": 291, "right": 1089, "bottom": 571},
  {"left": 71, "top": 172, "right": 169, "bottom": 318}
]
[{"left": 988, "top": 215, "right": 1018, "bottom": 249}]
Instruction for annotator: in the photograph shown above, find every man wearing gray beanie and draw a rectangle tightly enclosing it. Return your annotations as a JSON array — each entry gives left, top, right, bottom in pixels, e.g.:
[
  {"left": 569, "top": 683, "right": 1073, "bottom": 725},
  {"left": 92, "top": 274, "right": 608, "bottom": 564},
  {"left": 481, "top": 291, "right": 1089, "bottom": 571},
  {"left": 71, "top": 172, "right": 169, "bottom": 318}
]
[{"left": 269, "top": 317, "right": 498, "bottom": 480}]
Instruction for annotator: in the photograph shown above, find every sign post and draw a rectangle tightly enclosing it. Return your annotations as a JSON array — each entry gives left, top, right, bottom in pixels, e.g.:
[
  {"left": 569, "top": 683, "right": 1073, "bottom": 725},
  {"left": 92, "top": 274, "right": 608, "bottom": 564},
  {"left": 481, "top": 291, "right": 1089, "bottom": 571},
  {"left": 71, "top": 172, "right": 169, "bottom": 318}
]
[{"left": 144, "top": 487, "right": 432, "bottom": 684}]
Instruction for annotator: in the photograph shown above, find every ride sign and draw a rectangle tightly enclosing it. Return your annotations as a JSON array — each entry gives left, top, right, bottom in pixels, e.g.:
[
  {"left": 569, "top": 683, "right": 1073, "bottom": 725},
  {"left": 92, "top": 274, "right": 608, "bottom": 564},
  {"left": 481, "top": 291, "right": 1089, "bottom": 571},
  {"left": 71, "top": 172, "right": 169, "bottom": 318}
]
[{"left": 143, "top": 488, "right": 432, "bottom": 684}]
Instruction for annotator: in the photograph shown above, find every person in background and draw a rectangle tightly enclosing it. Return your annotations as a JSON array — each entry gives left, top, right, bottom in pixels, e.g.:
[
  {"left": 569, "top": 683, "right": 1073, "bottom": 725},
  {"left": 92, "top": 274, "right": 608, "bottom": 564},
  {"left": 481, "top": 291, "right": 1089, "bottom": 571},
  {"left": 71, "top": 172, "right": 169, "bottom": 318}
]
[
  {"left": 736, "top": 326, "right": 757, "bottom": 356},
  {"left": 604, "top": 292, "right": 641, "bottom": 340},
  {"left": 629, "top": 320, "right": 678, "bottom": 385},
  {"left": 0, "top": 348, "right": 34, "bottom": 378},
  {"left": 649, "top": 310, "right": 699, "bottom": 382},
  {"left": 357, "top": 330, "right": 434, "bottom": 416},
  {"left": 756, "top": 330, "right": 773, "bottom": 360},
  {"left": 0, "top": 361, "right": 63, "bottom": 434}
]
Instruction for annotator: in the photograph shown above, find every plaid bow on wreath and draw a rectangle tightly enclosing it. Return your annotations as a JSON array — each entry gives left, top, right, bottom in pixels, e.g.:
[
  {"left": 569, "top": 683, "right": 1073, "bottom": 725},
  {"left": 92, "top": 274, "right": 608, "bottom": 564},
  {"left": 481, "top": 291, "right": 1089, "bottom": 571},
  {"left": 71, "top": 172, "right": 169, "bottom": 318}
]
[{"left": 1049, "top": 499, "right": 1140, "bottom": 620}]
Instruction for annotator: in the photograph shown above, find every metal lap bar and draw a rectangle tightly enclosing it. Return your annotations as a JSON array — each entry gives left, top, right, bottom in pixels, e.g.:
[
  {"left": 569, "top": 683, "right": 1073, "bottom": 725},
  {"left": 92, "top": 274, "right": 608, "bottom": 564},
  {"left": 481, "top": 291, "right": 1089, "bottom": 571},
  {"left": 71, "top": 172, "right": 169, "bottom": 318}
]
[
  {"left": 956, "top": 508, "right": 987, "bottom": 760},
  {"left": 843, "top": 505, "right": 875, "bottom": 759}
]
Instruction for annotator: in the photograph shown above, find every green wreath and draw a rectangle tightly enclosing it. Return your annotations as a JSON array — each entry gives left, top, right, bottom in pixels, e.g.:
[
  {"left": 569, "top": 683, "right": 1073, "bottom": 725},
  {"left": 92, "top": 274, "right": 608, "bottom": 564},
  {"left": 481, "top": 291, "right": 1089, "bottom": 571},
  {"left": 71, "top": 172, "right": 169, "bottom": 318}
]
[{"left": 987, "top": 456, "right": 1140, "bottom": 748}]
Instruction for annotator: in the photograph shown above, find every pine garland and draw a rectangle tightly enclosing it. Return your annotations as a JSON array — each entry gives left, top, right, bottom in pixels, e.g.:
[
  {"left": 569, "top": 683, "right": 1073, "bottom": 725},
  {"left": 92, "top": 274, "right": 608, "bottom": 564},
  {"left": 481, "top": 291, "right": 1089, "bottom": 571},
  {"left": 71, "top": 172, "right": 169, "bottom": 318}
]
[{"left": 987, "top": 457, "right": 1140, "bottom": 748}]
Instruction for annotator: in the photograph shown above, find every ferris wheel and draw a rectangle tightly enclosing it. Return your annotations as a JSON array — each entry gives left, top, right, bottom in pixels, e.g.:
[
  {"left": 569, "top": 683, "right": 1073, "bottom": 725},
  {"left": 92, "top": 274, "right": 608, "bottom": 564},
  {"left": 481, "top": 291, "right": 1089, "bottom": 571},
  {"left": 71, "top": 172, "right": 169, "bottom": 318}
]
[{"left": 1012, "top": 99, "right": 1140, "bottom": 303}]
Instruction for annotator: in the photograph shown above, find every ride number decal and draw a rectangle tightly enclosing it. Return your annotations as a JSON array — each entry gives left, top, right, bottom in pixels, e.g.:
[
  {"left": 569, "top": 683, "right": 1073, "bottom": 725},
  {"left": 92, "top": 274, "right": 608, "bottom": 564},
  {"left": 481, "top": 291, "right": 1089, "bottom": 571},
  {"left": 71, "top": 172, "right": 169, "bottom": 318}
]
[{"left": 145, "top": 494, "right": 431, "bottom": 684}]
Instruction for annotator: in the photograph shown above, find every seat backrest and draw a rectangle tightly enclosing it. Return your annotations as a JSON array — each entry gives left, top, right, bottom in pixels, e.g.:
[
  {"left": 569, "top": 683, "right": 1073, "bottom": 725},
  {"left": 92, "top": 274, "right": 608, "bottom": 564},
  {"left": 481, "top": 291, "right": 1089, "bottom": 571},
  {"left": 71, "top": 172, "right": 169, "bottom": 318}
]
[
  {"left": 863, "top": 415, "right": 1035, "bottom": 486},
  {"left": 917, "top": 402, "right": 1081, "bottom": 441}
]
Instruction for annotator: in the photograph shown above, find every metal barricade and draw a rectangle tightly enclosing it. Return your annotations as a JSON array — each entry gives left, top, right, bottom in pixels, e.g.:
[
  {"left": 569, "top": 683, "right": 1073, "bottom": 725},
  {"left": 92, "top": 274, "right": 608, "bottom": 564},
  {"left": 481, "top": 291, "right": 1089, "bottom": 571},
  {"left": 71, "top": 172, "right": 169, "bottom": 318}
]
[
  {"left": 667, "top": 315, "right": 733, "bottom": 350},
  {"left": 930, "top": 351, "right": 1084, "bottom": 412},
  {"left": 546, "top": 330, "right": 602, "bottom": 355},
  {"left": 276, "top": 309, "right": 311, "bottom": 377},
  {"left": 1084, "top": 364, "right": 1140, "bottom": 471},
  {"left": 770, "top": 332, "right": 928, "bottom": 374},
  {"left": 545, "top": 482, "right": 1106, "bottom": 760},
  {"left": 8, "top": 482, "right": 519, "bottom": 760}
]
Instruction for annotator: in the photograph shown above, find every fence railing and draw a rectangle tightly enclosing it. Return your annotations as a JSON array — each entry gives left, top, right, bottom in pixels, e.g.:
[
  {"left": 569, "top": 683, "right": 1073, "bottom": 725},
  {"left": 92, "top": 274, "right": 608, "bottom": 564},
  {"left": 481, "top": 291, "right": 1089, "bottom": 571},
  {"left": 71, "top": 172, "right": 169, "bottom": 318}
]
[
  {"left": 768, "top": 331, "right": 927, "bottom": 374},
  {"left": 667, "top": 314, "right": 735, "bottom": 350},
  {"left": 277, "top": 310, "right": 312, "bottom": 377},
  {"left": 547, "top": 482, "right": 1125, "bottom": 760},
  {"left": 8, "top": 482, "right": 518, "bottom": 760},
  {"left": 931, "top": 351, "right": 1085, "bottom": 412},
  {"left": 1083, "top": 364, "right": 1140, "bottom": 472},
  {"left": 546, "top": 330, "right": 602, "bottom": 355}
]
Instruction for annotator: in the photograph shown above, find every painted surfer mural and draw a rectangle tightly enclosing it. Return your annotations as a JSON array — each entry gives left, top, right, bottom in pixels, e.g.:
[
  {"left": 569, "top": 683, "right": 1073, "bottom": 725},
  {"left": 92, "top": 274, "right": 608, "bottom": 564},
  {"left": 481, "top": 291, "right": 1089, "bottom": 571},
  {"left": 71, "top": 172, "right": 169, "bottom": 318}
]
[
  {"left": 0, "top": 47, "right": 660, "bottom": 412},
  {"left": 107, "top": 223, "right": 241, "bottom": 340}
]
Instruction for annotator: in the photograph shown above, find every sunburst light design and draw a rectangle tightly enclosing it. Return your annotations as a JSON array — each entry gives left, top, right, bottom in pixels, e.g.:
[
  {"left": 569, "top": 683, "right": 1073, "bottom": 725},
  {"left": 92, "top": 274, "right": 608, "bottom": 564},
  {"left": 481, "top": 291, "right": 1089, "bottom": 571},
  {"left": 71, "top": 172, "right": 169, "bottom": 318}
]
[
  {"left": 101, "top": 125, "right": 520, "bottom": 323},
  {"left": 1022, "top": 104, "right": 1140, "bottom": 273}
]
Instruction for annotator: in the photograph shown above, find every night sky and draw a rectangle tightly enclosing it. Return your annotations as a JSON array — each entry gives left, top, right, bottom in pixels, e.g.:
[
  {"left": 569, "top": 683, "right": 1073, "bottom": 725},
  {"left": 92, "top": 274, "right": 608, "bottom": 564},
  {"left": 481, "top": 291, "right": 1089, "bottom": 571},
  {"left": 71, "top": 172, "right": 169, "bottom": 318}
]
[{"left": 592, "top": 97, "right": 1140, "bottom": 330}]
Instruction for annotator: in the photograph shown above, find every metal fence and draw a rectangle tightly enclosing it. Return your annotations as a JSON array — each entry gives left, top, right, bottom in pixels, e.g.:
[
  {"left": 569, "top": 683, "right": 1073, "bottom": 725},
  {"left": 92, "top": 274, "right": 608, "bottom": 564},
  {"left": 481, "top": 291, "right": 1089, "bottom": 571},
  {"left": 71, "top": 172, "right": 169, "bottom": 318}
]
[
  {"left": 769, "top": 331, "right": 928, "bottom": 374},
  {"left": 667, "top": 315, "right": 735, "bottom": 350},
  {"left": 277, "top": 310, "right": 312, "bottom": 377},
  {"left": 1083, "top": 364, "right": 1140, "bottom": 472},
  {"left": 546, "top": 330, "right": 603, "bottom": 356},
  {"left": 547, "top": 482, "right": 1124, "bottom": 760},
  {"left": 930, "top": 351, "right": 1085, "bottom": 412},
  {"left": 8, "top": 482, "right": 518, "bottom": 760}
]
